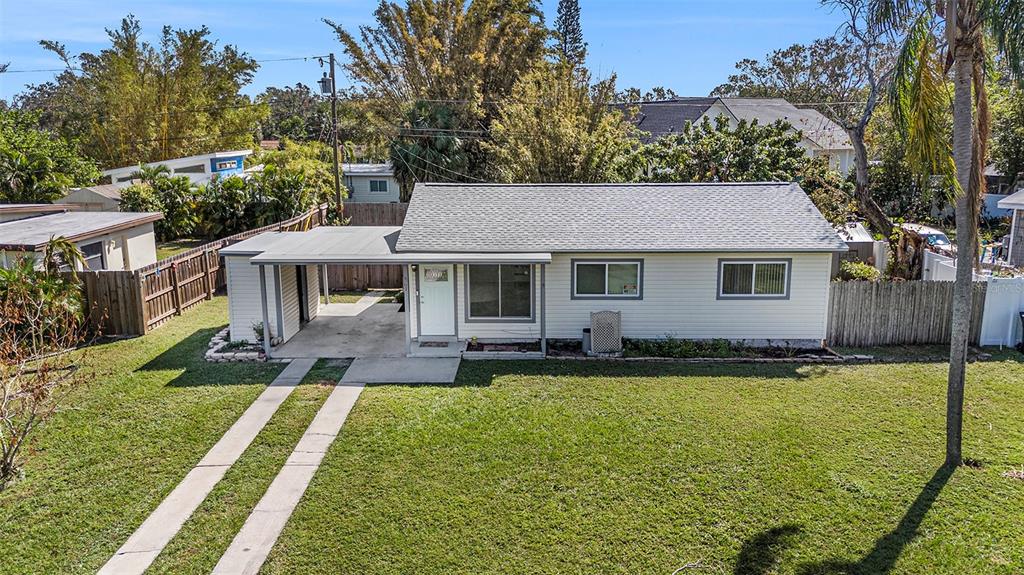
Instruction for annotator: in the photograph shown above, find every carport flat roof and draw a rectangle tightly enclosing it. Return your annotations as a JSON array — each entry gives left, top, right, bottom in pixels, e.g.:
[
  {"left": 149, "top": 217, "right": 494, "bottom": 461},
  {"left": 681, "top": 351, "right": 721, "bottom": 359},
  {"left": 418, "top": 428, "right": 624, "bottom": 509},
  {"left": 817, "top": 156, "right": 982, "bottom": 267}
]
[{"left": 239, "top": 226, "right": 551, "bottom": 265}]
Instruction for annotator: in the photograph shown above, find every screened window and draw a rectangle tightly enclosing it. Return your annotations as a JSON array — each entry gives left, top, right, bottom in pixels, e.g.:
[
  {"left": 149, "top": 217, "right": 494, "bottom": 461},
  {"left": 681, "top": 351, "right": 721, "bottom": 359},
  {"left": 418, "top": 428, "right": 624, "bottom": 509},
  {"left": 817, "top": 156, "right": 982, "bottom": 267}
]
[
  {"left": 468, "top": 264, "right": 532, "bottom": 319},
  {"left": 369, "top": 179, "right": 389, "bottom": 193},
  {"left": 81, "top": 242, "right": 105, "bottom": 271},
  {"left": 176, "top": 163, "right": 207, "bottom": 174},
  {"left": 573, "top": 261, "right": 641, "bottom": 298},
  {"left": 719, "top": 260, "right": 789, "bottom": 298}
]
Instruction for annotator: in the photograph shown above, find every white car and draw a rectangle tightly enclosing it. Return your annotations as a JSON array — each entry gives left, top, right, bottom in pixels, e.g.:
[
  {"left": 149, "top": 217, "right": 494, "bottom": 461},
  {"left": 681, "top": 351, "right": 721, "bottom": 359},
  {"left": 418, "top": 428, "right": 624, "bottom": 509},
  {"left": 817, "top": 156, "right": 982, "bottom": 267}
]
[{"left": 900, "top": 223, "right": 954, "bottom": 255}]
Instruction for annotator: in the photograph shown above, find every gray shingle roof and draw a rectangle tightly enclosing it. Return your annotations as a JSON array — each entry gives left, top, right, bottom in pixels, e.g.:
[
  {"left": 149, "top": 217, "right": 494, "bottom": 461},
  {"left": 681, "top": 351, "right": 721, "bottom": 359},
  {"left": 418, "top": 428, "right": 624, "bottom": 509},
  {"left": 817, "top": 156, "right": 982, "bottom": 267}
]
[
  {"left": 396, "top": 183, "right": 847, "bottom": 253},
  {"left": 611, "top": 98, "right": 717, "bottom": 143},
  {"left": 0, "top": 211, "right": 163, "bottom": 250}
]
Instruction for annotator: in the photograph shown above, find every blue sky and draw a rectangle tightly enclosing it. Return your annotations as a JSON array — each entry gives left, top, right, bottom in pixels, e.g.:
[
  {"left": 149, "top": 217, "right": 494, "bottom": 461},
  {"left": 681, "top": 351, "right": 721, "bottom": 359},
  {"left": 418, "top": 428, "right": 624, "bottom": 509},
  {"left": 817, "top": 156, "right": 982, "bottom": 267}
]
[{"left": 0, "top": 0, "right": 847, "bottom": 102}]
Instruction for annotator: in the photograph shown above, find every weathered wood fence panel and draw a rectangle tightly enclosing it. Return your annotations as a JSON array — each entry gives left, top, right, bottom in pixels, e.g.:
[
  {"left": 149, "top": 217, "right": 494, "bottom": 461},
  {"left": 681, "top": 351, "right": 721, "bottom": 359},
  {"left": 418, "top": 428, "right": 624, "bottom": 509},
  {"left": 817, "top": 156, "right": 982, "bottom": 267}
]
[
  {"left": 67, "top": 270, "right": 146, "bottom": 336},
  {"left": 325, "top": 264, "right": 403, "bottom": 290},
  {"left": 827, "top": 280, "right": 987, "bottom": 347},
  {"left": 70, "top": 205, "right": 328, "bottom": 336},
  {"left": 328, "top": 202, "right": 408, "bottom": 289},
  {"left": 343, "top": 202, "right": 407, "bottom": 226}
]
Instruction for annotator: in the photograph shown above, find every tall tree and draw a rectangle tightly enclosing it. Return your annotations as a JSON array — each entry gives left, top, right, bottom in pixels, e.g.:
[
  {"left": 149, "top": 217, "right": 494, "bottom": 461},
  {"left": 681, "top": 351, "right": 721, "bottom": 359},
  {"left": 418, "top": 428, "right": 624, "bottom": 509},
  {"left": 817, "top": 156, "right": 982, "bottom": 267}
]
[
  {"left": 615, "top": 86, "right": 681, "bottom": 102},
  {"left": 872, "top": 0, "right": 1024, "bottom": 467},
  {"left": 325, "top": 0, "right": 548, "bottom": 180},
  {"left": 391, "top": 101, "right": 471, "bottom": 198},
  {"left": 16, "top": 16, "right": 267, "bottom": 168},
  {"left": 258, "top": 84, "right": 329, "bottom": 141},
  {"left": 486, "top": 63, "right": 638, "bottom": 183},
  {"left": 0, "top": 109, "right": 99, "bottom": 202},
  {"left": 554, "top": 0, "right": 586, "bottom": 65}
]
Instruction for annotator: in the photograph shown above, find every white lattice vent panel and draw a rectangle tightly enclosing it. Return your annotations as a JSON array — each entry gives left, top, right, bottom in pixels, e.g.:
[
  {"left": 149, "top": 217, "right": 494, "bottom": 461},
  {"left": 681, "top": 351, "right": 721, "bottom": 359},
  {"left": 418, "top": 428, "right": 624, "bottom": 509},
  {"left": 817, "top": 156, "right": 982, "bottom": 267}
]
[{"left": 590, "top": 311, "right": 622, "bottom": 353}]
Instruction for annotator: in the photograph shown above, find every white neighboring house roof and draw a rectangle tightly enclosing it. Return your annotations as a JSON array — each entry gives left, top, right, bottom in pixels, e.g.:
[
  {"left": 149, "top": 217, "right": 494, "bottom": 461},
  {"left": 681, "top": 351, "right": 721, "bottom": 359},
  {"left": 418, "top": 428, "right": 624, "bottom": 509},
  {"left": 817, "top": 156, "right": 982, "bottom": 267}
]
[
  {"left": 718, "top": 98, "right": 852, "bottom": 150},
  {"left": 396, "top": 182, "right": 849, "bottom": 254},
  {"left": 0, "top": 211, "right": 163, "bottom": 251},
  {"left": 101, "top": 149, "right": 253, "bottom": 178},
  {"left": 997, "top": 188, "right": 1024, "bottom": 210},
  {"left": 342, "top": 162, "right": 394, "bottom": 177},
  {"left": 66, "top": 183, "right": 124, "bottom": 201}
]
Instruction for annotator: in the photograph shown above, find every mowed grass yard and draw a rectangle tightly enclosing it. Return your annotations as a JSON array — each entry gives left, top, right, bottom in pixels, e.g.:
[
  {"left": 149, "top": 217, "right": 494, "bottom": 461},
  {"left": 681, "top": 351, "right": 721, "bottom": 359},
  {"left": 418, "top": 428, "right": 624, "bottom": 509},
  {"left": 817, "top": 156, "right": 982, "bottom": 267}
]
[
  {"left": 1, "top": 294, "right": 1022, "bottom": 574},
  {"left": 264, "top": 358, "right": 1024, "bottom": 574}
]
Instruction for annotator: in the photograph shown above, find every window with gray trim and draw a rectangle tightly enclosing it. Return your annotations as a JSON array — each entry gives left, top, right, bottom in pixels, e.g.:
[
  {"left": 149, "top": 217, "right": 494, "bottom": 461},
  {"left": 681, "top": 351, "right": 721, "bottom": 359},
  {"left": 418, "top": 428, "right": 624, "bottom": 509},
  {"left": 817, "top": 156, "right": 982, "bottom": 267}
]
[
  {"left": 467, "top": 264, "right": 532, "bottom": 319},
  {"left": 369, "top": 179, "right": 389, "bottom": 193},
  {"left": 718, "top": 260, "right": 789, "bottom": 298},
  {"left": 80, "top": 241, "right": 105, "bottom": 271},
  {"left": 572, "top": 260, "right": 642, "bottom": 298}
]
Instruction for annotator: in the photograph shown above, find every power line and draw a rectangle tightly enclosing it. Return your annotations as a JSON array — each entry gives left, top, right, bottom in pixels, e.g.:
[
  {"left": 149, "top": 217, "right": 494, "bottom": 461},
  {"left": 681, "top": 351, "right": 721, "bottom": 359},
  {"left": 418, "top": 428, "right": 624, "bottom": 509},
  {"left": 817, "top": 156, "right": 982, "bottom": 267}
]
[{"left": 0, "top": 54, "right": 328, "bottom": 75}]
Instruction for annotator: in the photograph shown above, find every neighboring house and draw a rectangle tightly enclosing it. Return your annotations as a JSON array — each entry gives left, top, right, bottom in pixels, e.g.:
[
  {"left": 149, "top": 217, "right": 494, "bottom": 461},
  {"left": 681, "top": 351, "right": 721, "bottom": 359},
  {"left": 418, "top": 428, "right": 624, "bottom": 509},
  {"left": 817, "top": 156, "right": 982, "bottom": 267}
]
[
  {"left": 0, "top": 203, "right": 72, "bottom": 223},
  {"left": 223, "top": 182, "right": 847, "bottom": 355},
  {"left": 615, "top": 97, "right": 855, "bottom": 175},
  {"left": 998, "top": 190, "right": 1024, "bottom": 266},
  {"left": 102, "top": 150, "right": 253, "bottom": 188},
  {"left": 342, "top": 162, "right": 400, "bottom": 203},
  {"left": 56, "top": 184, "right": 124, "bottom": 211},
  {"left": 833, "top": 222, "right": 888, "bottom": 276},
  {"left": 0, "top": 211, "right": 163, "bottom": 271}
]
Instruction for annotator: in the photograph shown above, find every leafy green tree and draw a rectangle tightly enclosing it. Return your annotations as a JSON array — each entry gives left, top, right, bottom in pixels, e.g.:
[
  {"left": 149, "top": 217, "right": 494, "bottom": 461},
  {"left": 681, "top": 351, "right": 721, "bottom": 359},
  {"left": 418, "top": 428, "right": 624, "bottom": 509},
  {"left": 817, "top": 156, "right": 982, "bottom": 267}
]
[
  {"left": 992, "top": 84, "right": 1024, "bottom": 180},
  {"left": 195, "top": 166, "right": 317, "bottom": 239},
  {"left": 0, "top": 109, "right": 98, "bottom": 202},
  {"left": 255, "top": 139, "right": 336, "bottom": 205},
  {"left": 258, "top": 84, "right": 329, "bottom": 141},
  {"left": 554, "top": 0, "right": 586, "bottom": 65},
  {"left": 615, "top": 86, "right": 681, "bottom": 102},
  {"left": 486, "top": 63, "right": 640, "bottom": 183},
  {"left": 390, "top": 101, "right": 471, "bottom": 197},
  {"left": 800, "top": 156, "right": 857, "bottom": 227},
  {"left": 640, "top": 116, "right": 806, "bottom": 183},
  {"left": 119, "top": 172, "right": 197, "bottom": 240},
  {"left": 326, "top": 0, "right": 549, "bottom": 179},
  {"left": 118, "top": 183, "right": 163, "bottom": 215},
  {"left": 18, "top": 16, "right": 266, "bottom": 168}
]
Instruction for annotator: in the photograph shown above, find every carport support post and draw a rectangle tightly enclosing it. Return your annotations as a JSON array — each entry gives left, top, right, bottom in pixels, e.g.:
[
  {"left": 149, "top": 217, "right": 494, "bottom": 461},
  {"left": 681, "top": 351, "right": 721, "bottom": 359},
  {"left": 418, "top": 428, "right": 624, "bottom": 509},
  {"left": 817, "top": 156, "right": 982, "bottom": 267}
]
[
  {"left": 403, "top": 264, "right": 412, "bottom": 357},
  {"left": 540, "top": 264, "right": 547, "bottom": 356},
  {"left": 258, "top": 264, "right": 272, "bottom": 359},
  {"left": 321, "top": 264, "right": 329, "bottom": 303}
]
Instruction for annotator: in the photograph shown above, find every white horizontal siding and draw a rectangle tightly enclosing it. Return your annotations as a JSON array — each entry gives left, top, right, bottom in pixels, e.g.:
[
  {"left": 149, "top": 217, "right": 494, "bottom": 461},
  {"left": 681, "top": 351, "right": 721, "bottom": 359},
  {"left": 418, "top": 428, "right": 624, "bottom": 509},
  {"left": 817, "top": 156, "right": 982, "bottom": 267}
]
[
  {"left": 278, "top": 265, "right": 300, "bottom": 341},
  {"left": 544, "top": 252, "right": 831, "bottom": 343},
  {"left": 305, "top": 264, "right": 320, "bottom": 321},
  {"left": 226, "top": 257, "right": 279, "bottom": 343},
  {"left": 345, "top": 174, "right": 400, "bottom": 203},
  {"left": 455, "top": 264, "right": 542, "bottom": 340}
]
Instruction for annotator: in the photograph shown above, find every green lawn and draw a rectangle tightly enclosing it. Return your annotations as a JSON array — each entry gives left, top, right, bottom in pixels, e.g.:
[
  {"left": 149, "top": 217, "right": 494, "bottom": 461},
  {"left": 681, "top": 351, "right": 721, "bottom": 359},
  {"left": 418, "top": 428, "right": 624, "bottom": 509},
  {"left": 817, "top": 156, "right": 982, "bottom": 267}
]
[
  {"left": 0, "top": 297, "right": 284, "bottom": 574},
  {"left": 156, "top": 238, "right": 207, "bottom": 260},
  {"left": 263, "top": 357, "right": 1024, "bottom": 574}
]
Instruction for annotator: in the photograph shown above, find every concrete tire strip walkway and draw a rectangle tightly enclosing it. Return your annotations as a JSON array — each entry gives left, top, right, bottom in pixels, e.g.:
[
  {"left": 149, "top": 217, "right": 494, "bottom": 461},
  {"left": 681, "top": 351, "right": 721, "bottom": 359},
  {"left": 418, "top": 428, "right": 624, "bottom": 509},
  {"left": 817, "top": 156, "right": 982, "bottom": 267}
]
[
  {"left": 98, "top": 358, "right": 317, "bottom": 575},
  {"left": 212, "top": 379, "right": 366, "bottom": 575}
]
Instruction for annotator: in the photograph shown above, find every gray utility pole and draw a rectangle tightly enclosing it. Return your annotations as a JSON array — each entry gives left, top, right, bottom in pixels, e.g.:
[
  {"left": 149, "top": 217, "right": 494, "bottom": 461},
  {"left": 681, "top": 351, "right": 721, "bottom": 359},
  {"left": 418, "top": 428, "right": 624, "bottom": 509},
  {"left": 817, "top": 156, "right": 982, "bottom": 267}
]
[{"left": 329, "top": 53, "right": 342, "bottom": 212}]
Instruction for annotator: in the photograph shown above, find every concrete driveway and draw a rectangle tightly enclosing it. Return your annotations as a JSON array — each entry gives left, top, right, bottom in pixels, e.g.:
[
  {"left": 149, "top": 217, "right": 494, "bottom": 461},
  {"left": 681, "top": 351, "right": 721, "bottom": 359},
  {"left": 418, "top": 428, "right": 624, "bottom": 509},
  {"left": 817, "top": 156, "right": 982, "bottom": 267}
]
[{"left": 273, "top": 301, "right": 406, "bottom": 359}]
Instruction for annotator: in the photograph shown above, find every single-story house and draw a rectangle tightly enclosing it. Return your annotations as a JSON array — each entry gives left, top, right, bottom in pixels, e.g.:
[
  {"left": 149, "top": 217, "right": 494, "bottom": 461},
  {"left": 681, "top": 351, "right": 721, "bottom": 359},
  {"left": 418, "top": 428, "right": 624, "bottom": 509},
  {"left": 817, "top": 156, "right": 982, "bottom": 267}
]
[
  {"left": 0, "top": 203, "right": 73, "bottom": 223},
  {"left": 223, "top": 182, "right": 847, "bottom": 357},
  {"left": 614, "top": 97, "right": 855, "bottom": 175},
  {"left": 102, "top": 150, "right": 253, "bottom": 188},
  {"left": 343, "top": 162, "right": 400, "bottom": 203},
  {"left": 833, "top": 222, "right": 888, "bottom": 276},
  {"left": 998, "top": 190, "right": 1024, "bottom": 266},
  {"left": 56, "top": 183, "right": 125, "bottom": 211},
  {"left": 0, "top": 211, "right": 163, "bottom": 271}
]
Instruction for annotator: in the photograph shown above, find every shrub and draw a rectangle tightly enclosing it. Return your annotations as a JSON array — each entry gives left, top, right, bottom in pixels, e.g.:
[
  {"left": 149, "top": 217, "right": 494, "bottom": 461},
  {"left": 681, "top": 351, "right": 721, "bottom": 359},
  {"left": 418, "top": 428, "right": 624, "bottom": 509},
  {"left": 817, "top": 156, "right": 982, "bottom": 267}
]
[
  {"left": 623, "top": 337, "right": 735, "bottom": 358},
  {"left": 837, "top": 260, "right": 882, "bottom": 282}
]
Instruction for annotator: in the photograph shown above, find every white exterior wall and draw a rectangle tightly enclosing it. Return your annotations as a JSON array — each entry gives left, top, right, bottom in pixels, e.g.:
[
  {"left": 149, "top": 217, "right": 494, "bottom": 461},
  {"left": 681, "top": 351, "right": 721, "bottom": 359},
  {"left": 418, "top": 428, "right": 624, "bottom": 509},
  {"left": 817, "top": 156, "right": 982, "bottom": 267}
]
[
  {"left": 345, "top": 174, "right": 401, "bottom": 203},
  {"left": 226, "top": 257, "right": 280, "bottom": 343},
  {"left": 544, "top": 252, "right": 833, "bottom": 343},
  {"left": 406, "top": 253, "right": 833, "bottom": 345},
  {"left": 305, "top": 264, "right": 321, "bottom": 322},
  {"left": 454, "top": 263, "right": 543, "bottom": 341},
  {"left": 278, "top": 265, "right": 301, "bottom": 342},
  {"left": 72, "top": 223, "right": 157, "bottom": 271},
  {"left": 56, "top": 189, "right": 120, "bottom": 211}
]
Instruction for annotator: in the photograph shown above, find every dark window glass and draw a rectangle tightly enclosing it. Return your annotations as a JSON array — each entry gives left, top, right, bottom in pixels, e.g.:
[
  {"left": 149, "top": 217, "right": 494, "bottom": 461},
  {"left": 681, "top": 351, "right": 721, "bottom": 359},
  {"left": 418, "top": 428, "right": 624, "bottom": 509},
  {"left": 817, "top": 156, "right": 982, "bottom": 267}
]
[
  {"left": 81, "top": 242, "right": 104, "bottom": 271},
  {"left": 500, "top": 264, "right": 531, "bottom": 317},
  {"left": 576, "top": 264, "right": 606, "bottom": 295},
  {"left": 469, "top": 264, "right": 500, "bottom": 317},
  {"left": 721, "top": 263, "right": 754, "bottom": 295}
]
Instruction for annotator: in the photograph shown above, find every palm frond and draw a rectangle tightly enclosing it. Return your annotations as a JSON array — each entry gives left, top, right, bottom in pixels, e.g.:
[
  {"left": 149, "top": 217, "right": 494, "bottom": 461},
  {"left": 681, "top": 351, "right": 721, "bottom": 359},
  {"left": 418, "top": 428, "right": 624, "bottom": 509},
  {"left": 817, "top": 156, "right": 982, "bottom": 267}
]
[
  {"left": 983, "top": 0, "right": 1024, "bottom": 81},
  {"left": 889, "top": 12, "right": 957, "bottom": 193},
  {"left": 868, "top": 0, "right": 919, "bottom": 33}
]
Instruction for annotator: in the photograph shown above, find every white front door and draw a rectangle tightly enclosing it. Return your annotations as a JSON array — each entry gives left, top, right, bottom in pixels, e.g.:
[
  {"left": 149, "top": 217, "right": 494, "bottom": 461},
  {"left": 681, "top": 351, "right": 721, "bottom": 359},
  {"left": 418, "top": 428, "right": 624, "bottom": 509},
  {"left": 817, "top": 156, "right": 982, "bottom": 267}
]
[{"left": 418, "top": 264, "right": 455, "bottom": 336}]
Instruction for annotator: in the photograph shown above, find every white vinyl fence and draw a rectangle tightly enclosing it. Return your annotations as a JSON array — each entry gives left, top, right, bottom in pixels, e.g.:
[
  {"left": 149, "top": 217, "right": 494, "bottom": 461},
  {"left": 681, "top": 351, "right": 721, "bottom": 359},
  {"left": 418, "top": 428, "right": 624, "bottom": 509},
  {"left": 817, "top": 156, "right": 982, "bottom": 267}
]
[{"left": 979, "top": 277, "right": 1024, "bottom": 347}]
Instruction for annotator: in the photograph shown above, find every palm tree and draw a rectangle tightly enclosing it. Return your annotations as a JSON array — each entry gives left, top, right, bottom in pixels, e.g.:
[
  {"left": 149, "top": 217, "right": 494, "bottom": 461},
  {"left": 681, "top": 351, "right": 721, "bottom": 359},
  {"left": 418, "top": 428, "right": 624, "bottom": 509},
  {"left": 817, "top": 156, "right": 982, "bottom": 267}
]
[{"left": 871, "top": 0, "right": 1024, "bottom": 467}]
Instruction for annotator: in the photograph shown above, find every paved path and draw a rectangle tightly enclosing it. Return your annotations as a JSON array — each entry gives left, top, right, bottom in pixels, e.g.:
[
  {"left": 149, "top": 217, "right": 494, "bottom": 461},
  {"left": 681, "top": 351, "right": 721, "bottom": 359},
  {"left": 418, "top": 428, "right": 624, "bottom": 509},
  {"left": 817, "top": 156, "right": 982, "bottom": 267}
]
[
  {"left": 212, "top": 380, "right": 365, "bottom": 575},
  {"left": 98, "top": 358, "right": 316, "bottom": 575}
]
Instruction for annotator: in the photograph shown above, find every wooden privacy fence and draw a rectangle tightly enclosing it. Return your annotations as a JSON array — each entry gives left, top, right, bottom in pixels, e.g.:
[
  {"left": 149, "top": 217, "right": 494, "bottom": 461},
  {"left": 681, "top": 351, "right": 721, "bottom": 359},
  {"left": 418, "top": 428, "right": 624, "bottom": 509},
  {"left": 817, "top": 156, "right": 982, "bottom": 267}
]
[
  {"left": 327, "top": 201, "right": 409, "bottom": 289},
  {"left": 343, "top": 202, "right": 407, "bottom": 225},
  {"left": 74, "top": 205, "right": 328, "bottom": 336},
  {"left": 827, "top": 280, "right": 988, "bottom": 347}
]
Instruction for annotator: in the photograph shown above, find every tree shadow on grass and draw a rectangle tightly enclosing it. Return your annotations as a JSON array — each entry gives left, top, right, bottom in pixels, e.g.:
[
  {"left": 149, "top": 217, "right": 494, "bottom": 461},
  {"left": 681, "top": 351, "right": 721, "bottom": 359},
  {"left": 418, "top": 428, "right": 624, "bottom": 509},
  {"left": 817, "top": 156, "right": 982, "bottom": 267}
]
[
  {"left": 735, "top": 524, "right": 804, "bottom": 575},
  {"left": 135, "top": 327, "right": 283, "bottom": 388},
  {"left": 797, "top": 464, "right": 955, "bottom": 575}
]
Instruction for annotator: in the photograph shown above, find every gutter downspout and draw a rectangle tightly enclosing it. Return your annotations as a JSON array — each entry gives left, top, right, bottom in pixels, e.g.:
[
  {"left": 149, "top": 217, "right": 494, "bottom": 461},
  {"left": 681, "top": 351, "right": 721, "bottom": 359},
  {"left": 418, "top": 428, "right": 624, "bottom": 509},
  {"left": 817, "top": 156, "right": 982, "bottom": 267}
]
[{"left": 258, "top": 264, "right": 272, "bottom": 359}]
